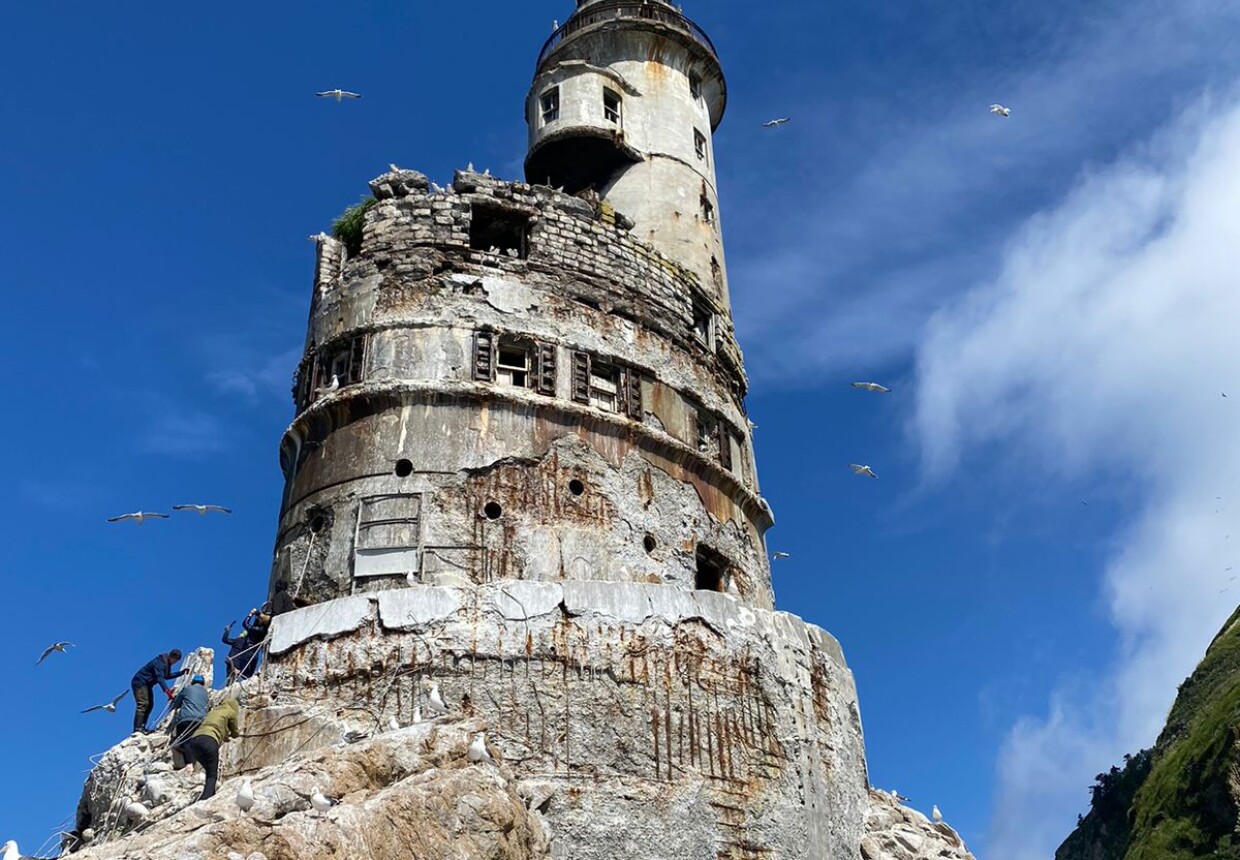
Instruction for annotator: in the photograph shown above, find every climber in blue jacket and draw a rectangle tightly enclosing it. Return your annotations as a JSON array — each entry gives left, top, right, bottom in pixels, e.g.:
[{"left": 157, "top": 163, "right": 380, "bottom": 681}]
[{"left": 131, "top": 649, "right": 186, "bottom": 734}]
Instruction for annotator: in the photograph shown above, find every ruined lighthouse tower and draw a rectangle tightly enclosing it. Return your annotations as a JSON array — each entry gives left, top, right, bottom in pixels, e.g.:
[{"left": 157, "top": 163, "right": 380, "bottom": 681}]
[{"left": 64, "top": 3, "right": 979, "bottom": 859}]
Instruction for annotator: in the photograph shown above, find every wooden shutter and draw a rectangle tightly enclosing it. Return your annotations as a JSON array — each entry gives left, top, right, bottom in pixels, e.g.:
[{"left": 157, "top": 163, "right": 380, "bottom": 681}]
[
  {"left": 348, "top": 335, "right": 367, "bottom": 384},
  {"left": 717, "top": 425, "right": 733, "bottom": 471},
  {"left": 624, "top": 368, "right": 643, "bottom": 419},
  {"left": 571, "top": 351, "right": 591, "bottom": 404},
  {"left": 536, "top": 343, "right": 557, "bottom": 395},
  {"left": 473, "top": 331, "right": 496, "bottom": 381}
]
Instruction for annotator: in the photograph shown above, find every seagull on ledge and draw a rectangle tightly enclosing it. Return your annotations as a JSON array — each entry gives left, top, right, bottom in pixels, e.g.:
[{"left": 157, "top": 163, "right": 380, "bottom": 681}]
[
  {"left": 316, "top": 89, "right": 361, "bottom": 102},
  {"left": 106, "top": 511, "right": 169, "bottom": 525},
  {"left": 468, "top": 732, "right": 494, "bottom": 764}
]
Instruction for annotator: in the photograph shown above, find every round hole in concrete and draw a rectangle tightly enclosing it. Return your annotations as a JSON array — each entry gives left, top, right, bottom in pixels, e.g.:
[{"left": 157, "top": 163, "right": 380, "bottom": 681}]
[
  {"left": 394, "top": 459, "right": 414, "bottom": 477},
  {"left": 568, "top": 479, "right": 585, "bottom": 496},
  {"left": 643, "top": 534, "right": 657, "bottom": 554},
  {"left": 484, "top": 501, "right": 503, "bottom": 520},
  {"left": 310, "top": 515, "right": 326, "bottom": 533}
]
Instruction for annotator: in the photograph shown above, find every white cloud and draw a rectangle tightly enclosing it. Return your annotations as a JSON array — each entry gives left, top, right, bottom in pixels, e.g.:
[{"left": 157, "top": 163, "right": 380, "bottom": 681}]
[
  {"left": 913, "top": 92, "right": 1240, "bottom": 860},
  {"left": 205, "top": 344, "right": 301, "bottom": 401},
  {"left": 140, "top": 408, "right": 229, "bottom": 458}
]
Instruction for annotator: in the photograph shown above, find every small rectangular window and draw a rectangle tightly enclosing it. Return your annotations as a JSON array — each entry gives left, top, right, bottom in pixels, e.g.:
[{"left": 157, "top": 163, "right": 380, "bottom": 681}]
[
  {"left": 470, "top": 204, "right": 530, "bottom": 259},
  {"left": 316, "top": 334, "right": 368, "bottom": 394},
  {"left": 589, "top": 361, "right": 621, "bottom": 413},
  {"left": 353, "top": 493, "right": 422, "bottom": 579},
  {"left": 692, "top": 299, "right": 715, "bottom": 349},
  {"left": 694, "top": 129, "right": 708, "bottom": 162},
  {"left": 571, "top": 351, "right": 638, "bottom": 415},
  {"left": 701, "top": 195, "right": 715, "bottom": 224},
  {"left": 603, "top": 88, "right": 621, "bottom": 124},
  {"left": 695, "top": 545, "right": 728, "bottom": 592},
  {"left": 540, "top": 87, "right": 560, "bottom": 125},
  {"left": 689, "top": 72, "right": 702, "bottom": 101},
  {"left": 496, "top": 342, "right": 531, "bottom": 388}
]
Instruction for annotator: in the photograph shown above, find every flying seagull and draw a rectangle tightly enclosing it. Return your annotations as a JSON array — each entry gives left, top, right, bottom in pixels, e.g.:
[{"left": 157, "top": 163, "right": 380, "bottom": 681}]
[
  {"left": 311, "top": 786, "right": 335, "bottom": 815},
  {"left": 932, "top": 804, "right": 943, "bottom": 823},
  {"left": 308, "top": 232, "right": 330, "bottom": 243},
  {"left": 849, "top": 464, "right": 878, "bottom": 479},
  {"left": 772, "top": 552, "right": 791, "bottom": 561},
  {"left": 236, "top": 779, "right": 255, "bottom": 814},
  {"left": 425, "top": 681, "right": 449, "bottom": 715},
  {"left": 851, "top": 382, "right": 891, "bottom": 393},
  {"left": 762, "top": 117, "right": 790, "bottom": 128},
  {"left": 315, "top": 89, "right": 361, "bottom": 102},
  {"left": 990, "top": 104, "right": 1011, "bottom": 117},
  {"left": 468, "top": 731, "right": 494, "bottom": 764},
  {"left": 81, "top": 691, "right": 129, "bottom": 714},
  {"left": 36, "top": 641, "right": 73, "bottom": 665},
  {"left": 106, "top": 511, "right": 169, "bottom": 525},
  {"left": 171, "top": 504, "right": 232, "bottom": 516}
]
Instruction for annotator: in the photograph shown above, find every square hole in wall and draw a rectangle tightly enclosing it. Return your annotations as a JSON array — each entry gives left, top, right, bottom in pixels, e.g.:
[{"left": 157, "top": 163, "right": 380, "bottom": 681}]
[
  {"left": 470, "top": 205, "right": 530, "bottom": 259},
  {"left": 695, "top": 545, "right": 729, "bottom": 592}
]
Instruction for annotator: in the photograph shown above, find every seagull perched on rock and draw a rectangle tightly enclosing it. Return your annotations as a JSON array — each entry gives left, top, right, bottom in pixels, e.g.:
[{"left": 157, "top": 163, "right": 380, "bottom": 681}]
[
  {"left": 315, "top": 375, "right": 340, "bottom": 398},
  {"left": 989, "top": 104, "right": 1011, "bottom": 117},
  {"left": 762, "top": 117, "right": 790, "bottom": 128},
  {"left": 890, "top": 789, "right": 911, "bottom": 803},
  {"left": 106, "top": 511, "right": 169, "bottom": 525},
  {"left": 849, "top": 464, "right": 878, "bottom": 479},
  {"left": 412, "top": 705, "right": 422, "bottom": 724},
  {"left": 316, "top": 89, "right": 361, "bottom": 102},
  {"left": 311, "top": 786, "right": 334, "bottom": 816},
  {"left": 932, "top": 804, "right": 943, "bottom": 823},
  {"left": 236, "top": 779, "right": 255, "bottom": 814},
  {"left": 308, "top": 231, "right": 330, "bottom": 243},
  {"left": 387, "top": 716, "right": 400, "bottom": 732},
  {"left": 341, "top": 730, "right": 368, "bottom": 744},
  {"left": 468, "top": 732, "right": 494, "bottom": 764},
  {"left": 81, "top": 691, "right": 128, "bottom": 714},
  {"left": 772, "top": 552, "right": 790, "bottom": 561},
  {"left": 425, "top": 681, "right": 449, "bottom": 715},
  {"left": 36, "top": 641, "right": 73, "bottom": 665},
  {"left": 124, "top": 800, "right": 149, "bottom": 822},
  {"left": 172, "top": 504, "right": 232, "bottom": 516},
  {"left": 851, "top": 381, "right": 891, "bottom": 393}
]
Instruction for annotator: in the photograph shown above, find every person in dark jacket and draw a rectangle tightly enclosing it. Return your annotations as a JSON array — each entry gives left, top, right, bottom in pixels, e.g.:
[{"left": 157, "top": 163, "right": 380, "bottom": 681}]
[
  {"left": 171, "top": 674, "right": 209, "bottom": 748},
  {"left": 180, "top": 698, "right": 240, "bottom": 801},
  {"left": 268, "top": 580, "right": 310, "bottom": 616},
  {"left": 222, "top": 610, "right": 270, "bottom": 682},
  {"left": 131, "top": 650, "right": 186, "bottom": 734}
]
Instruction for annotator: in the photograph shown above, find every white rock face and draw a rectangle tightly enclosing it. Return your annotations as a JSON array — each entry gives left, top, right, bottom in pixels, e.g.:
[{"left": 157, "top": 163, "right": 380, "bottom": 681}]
[{"left": 861, "top": 789, "right": 976, "bottom": 860}]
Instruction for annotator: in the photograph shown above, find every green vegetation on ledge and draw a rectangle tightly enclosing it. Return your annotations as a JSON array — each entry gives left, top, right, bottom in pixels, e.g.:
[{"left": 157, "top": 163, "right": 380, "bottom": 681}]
[
  {"left": 332, "top": 196, "right": 376, "bottom": 257},
  {"left": 1056, "top": 605, "right": 1240, "bottom": 860}
]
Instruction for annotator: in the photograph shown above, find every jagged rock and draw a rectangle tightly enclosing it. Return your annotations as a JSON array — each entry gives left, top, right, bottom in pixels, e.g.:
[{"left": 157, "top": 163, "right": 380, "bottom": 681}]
[
  {"left": 369, "top": 168, "right": 430, "bottom": 200},
  {"left": 861, "top": 789, "right": 976, "bottom": 860}
]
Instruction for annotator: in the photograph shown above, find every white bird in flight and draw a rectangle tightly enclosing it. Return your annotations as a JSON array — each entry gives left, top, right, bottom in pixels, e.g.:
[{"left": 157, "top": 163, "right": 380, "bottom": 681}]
[
  {"left": 106, "top": 511, "right": 170, "bottom": 524},
  {"left": 36, "top": 641, "right": 73, "bottom": 665},
  {"left": 425, "top": 681, "right": 449, "bottom": 715},
  {"left": 2, "top": 840, "right": 20, "bottom": 860},
  {"left": 81, "top": 691, "right": 129, "bottom": 714},
  {"left": 990, "top": 104, "right": 1011, "bottom": 117},
  {"left": 316, "top": 89, "right": 361, "bottom": 102},
  {"left": 772, "top": 552, "right": 790, "bottom": 561},
  {"left": 172, "top": 504, "right": 232, "bottom": 516},
  {"left": 311, "top": 786, "right": 334, "bottom": 815},
  {"left": 851, "top": 381, "right": 891, "bottom": 393},
  {"left": 308, "top": 231, "right": 330, "bottom": 243},
  {"left": 468, "top": 732, "right": 494, "bottom": 764},
  {"left": 236, "top": 779, "right": 255, "bottom": 814},
  {"left": 849, "top": 464, "right": 878, "bottom": 479},
  {"left": 932, "top": 804, "right": 943, "bottom": 823},
  {"left": 762, "top": 117, "right": 790, "bottom": 128}
]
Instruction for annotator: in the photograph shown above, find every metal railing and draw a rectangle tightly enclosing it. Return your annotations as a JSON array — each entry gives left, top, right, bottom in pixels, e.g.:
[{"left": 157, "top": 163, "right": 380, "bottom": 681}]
[{"left": 536, "top": 1, "right": 719, "bottom": 67}]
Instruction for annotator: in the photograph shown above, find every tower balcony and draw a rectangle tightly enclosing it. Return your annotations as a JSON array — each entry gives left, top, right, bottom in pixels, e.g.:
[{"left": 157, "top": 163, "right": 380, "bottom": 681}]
[{"left": 536, "top": 1, "right": 720, "bottom": 73}]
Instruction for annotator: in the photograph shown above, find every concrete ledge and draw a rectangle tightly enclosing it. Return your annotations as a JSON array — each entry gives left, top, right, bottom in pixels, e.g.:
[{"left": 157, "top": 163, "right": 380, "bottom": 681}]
[
  {"left": 268, "top": 595, "right": 373, "bottom": 655},
  {"left": 378, "top": 585, "right": 463, "bottom": 630}
]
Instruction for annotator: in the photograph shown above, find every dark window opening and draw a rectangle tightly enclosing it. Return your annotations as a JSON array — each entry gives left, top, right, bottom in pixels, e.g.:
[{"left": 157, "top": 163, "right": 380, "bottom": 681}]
[
  {"left": 571, "top": 351, "right": 642, "bottom": 418},
  {"left": 394, "top": 459, "right": 413, "bottom": 478},
  {"left": 710, "top": 256, "right": 723, "bottom": 293},
  {"left": 695, "top": 546, "right": 728, "bottom": 592},
  {"left": 692, "top": 301, "right": 715, "bottom": 349},
  {"left": 603, "top": 88, "right": 621, "bottom": 124},
  {"left": 469, "top": 205, "right": 530, "bottom": 259},
  {"left": 689, "top": 72, "right": 702, "bottom": 101},
  {"left": 694, "top": 129, "right": 708, "bottom": 162},
  {"left": 311, "top": 333, "right": 368, "bottom": 399},
  {"left": 474, "top": 332, "right": 556, "bottom": 394},
  {"left": 483, "top": 501, "right": 503, "bottom": 520},
  {"left": 497, "top": 343, "right": 531, "bottom": 388},
  {"left": 701, "top": 195, "right": 715, "bottom": 224},
  {"left": 568, "top": 479, "right": 585, "bottom": 496},
  {"left": 540, "top": 87, "right": 560, "bottom": 125},
  {"left": 644, "top": 534, "right": 657, "bottom": 554}
]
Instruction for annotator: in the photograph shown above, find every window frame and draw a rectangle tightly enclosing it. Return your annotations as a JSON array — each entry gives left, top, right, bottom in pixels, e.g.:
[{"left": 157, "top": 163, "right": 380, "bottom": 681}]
[
  {"left": 603, "top": 87, "right": 622, "bottom": 124},
  {"left": 694, "top": 128, "right": 708, "bottom": 162},
  {"left": 540, "top": 87, "right": 560, "bottom": 125}
]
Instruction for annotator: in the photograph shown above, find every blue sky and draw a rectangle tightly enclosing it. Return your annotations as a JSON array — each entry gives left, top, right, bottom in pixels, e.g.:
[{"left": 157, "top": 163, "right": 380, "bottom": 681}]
[{"left": 2, "top": 1, "right": 1239, "bottom": 857}]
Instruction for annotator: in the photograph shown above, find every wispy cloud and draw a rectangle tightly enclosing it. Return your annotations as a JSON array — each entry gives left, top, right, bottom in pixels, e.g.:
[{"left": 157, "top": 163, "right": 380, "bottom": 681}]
[
  {"left": 726, "top": 0, "right": 1240, "bottom": 384},
  {"left": 914, "top": 91, "right": 1240, "bottom": 860},
  {"left": 205, "top": 342, "right": 301, "bottom": 401},
  {"left": 140, "top": 407, "right": 230, "bottom": 458}
]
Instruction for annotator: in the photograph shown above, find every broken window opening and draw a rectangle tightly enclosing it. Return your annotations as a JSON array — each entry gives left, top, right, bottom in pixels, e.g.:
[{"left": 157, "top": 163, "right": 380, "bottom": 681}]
[
  {"left": 540, "top": 87, "right": 560, "bottom": 125},
  {"left": 689, "top": 72, "right": 702, "bottom": 101},
  {"left": 315, "top": 333, "right": 368, "bottom": 393},
  {"left": 571, "top": 351, "right": 641, "bottom": 416},
  {"left": 710, "top": 256, "right": 723, "bottom": 294},
  {"left": 695, "top": 409, "right": 719, "bottom": 458},
  {"left": 497, "top": 342, "right": 531, "bottom": 388},
  {"left": 603, "top": 88, "right": 622, "bottom": 124},
  {"left": 695, "top": 545, "right": 728, "bottom": 592},
  {"left": 589, "top": 360, "right": 621, "bottom": 413},
  {"left": 469, "top": 205, "right": 530, "bottom": 259},
  {"left": 692, "top": 299, "right": 716, "bottom": 350},
  {"left": 694, "top": 129, "right": 708, "bottom": 162},
  {"left": 701, "top": 195, "right": 715, "bottom": 225}
]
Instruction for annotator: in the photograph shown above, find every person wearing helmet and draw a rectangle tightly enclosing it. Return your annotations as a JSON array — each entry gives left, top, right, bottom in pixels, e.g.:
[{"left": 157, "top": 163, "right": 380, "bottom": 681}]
[{"left": 171, "top": 674, "right": 209, "bottom": 751}]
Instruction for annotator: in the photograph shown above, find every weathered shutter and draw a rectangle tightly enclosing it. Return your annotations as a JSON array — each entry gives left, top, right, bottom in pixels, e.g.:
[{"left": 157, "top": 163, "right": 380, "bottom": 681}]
[
  {"left": 624, "top": 368, "right": 643, "bottom": 419},
  {"left": 717, "top": 425, "right": 733, "bottom": 471},
  {"left": 348, "top": 335, "right": 367, "bottom": 384},
  {"left": 536, "top": 343, "right": 557, "bottom": 395},
  {"left": 473, "top": 331, "right": 496, "bottom": 381},
  {"left": 571, "top": 351, "right": 591, "bottom": 404}
]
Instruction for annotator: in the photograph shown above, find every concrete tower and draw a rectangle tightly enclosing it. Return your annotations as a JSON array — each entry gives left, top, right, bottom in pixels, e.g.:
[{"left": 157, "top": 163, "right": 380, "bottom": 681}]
[
  {"left": 68, "top": 4, "right": 901, "bottom": 859},
  {"left": 526, "top": 0, "right": 730, "bottom": 303}
]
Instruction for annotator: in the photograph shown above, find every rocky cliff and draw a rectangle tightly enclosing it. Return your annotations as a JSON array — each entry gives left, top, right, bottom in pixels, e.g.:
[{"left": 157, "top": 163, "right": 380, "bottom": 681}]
[{"left": 1056, "top": 606, "right": 1240, "bottom": 860}]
